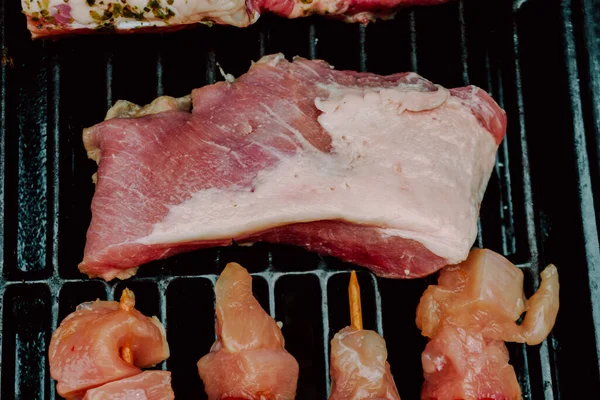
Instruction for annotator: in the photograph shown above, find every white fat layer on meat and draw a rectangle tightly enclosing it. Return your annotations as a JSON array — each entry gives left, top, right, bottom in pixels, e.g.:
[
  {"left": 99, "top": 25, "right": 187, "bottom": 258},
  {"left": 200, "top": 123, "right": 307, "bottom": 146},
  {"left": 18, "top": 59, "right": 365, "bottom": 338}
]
[
  {"left": 137, "top": 84, "right": 498, "bottom": 263},
  {"left": 25, "top": 0, "right": 254, "bottom": 29}
]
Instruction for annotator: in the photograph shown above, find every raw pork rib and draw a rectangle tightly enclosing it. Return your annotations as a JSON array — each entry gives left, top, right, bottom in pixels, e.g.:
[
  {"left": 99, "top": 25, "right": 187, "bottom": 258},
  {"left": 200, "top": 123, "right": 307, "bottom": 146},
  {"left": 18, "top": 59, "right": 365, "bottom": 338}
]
[
  {"left": 82, "top": 371, "right": 174, "bottom": 400},
  {"left": 23, "top": 0, "right": 448, "bottom": 38},
  {"left": 197, "top": 263, "right": 299, "bottom": 399},
  {"left": 80, "top": 54, "right": 506, "bottom": 281},
  {"left": 416, "top": 249, "right": 560, "bottom": 400},
  {"left": 49, "top": 289, "right": 170, "bottom": 399}
]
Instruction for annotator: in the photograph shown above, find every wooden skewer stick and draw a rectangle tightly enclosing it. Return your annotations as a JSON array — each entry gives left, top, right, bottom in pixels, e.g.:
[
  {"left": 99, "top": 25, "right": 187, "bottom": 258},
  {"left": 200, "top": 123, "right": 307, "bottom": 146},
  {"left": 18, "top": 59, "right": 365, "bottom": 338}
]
[
  {"left": 120, "top": 288, "right": 136, "bottom": 312},
  {"left": 119, "top": 288, "right": 135, "bottom": 365},
  {"left": 349, "top": 271, "right": 363, "bottom": 330},
  {"left": 120, "top": 346, "right": 134, "bottom": 365}
]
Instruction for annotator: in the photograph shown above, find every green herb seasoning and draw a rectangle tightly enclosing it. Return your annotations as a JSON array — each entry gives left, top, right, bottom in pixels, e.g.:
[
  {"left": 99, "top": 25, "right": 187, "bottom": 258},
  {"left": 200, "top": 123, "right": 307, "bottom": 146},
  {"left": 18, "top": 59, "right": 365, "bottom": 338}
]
[
  {"left": 112, "top": 3, "right": 123, "bottom": 17},
  {"left": 89, "top": 10, "right": 104, "bottom": 20},
  {"left": 96, "top": 22, "right": 116, "bottom": 32},
  {"left": 121, "top": 5, "right": 145, "bottom": 20}
]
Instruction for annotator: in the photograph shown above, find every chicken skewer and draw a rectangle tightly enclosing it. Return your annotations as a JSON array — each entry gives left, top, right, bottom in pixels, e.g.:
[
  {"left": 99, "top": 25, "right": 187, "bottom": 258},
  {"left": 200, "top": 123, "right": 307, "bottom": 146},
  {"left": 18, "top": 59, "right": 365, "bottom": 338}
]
[
  {"left": 197, "top": 262, "right": 299, "bottom": 399},
  {"left": 49, "top": 288, "right": 173, "bottom": 399},
  {"left": 83, "top": 289, "right": 175, "bottom": 399},
  {"left": 417, "top": 249, "right": 560, "bottom": 400},
  {"left": 329, "top": 271, "right": 401, "bottom": 400}
]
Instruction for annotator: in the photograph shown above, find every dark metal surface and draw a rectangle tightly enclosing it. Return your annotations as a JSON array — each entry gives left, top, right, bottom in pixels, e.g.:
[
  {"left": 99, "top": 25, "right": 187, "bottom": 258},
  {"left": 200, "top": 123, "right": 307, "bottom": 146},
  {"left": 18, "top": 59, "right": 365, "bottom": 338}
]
[{"left": 0, "top": 0, "right": 599, "bottom": 398}]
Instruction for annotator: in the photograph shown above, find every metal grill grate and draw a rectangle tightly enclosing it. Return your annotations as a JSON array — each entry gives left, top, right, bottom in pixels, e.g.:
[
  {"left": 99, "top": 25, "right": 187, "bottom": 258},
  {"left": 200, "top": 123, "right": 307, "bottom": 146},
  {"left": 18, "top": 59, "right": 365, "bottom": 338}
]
[{"left": 1, "top": 0, "right": 599, "bottom": 398}]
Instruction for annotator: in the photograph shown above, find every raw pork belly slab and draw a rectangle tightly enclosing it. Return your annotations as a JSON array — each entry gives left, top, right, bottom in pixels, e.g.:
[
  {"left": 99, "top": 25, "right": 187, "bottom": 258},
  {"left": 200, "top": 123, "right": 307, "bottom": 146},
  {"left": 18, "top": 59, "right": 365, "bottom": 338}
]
[
  {"left": 22, "top": 0, "right": 449, "bottom": 38},
  {"left": 80, "top": 54, "right": 506, "bottom": 281}
]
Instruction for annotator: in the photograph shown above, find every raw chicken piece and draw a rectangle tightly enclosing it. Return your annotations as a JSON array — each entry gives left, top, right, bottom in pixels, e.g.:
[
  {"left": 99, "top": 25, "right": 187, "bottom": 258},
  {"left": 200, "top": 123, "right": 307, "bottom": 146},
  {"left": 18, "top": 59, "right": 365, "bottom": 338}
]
[
  {"left": 82, "top": 371, "right": 174, "bottom": 400},
  {"left": 330, "top": 327, "right": 401, "bottom": 400},
  {"left": 329, "top": 272, "right": 400, "bottom": 400},
  {"left": 421, "top": 325, "right": 521, "bottom": 400},
  {"left": 416, "top": 249, "right": 560, "bottom": 400},
  {"left": 22, "top": 0, "right": 449, "bottom": 39},
  {"left": 49, "top": 289, "right": 170, "bottom": 399},
  {"left": 197, "top": 263, "right": 299, "bottom": 399},
  {"left": 79, "top": 54, "right": 506, "bottom": 281},
  {"left": 416, "top": 249, "right": 560, "bottom": 344}
]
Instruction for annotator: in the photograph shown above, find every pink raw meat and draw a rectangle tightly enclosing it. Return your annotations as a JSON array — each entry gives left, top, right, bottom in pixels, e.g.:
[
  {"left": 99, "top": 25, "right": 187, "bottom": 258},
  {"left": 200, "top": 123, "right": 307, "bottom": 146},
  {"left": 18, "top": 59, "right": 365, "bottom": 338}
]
[
  {"left": 82, "top": 371, "right": 174, "bottom": 400},
  {"left": 23, "top": 0, "right": 450, "bottom": 38},
  {"left": 80, "top": 54, "right": 506, "bottom": 281}
]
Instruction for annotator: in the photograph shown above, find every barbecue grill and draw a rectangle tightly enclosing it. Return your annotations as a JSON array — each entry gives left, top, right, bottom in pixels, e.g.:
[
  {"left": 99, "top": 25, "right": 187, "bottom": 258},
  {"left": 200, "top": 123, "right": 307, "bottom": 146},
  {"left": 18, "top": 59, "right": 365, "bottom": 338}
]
[{"left": 1, "top": 0, "right": 599, "bottom": 398}]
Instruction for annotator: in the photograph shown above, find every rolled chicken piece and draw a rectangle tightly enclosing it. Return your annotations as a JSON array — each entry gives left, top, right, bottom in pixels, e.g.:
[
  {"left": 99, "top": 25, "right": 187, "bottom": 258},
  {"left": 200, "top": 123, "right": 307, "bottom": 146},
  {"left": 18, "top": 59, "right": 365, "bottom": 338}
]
[{"left": 49, "top": 289, "right": 169, "bottom": 399}]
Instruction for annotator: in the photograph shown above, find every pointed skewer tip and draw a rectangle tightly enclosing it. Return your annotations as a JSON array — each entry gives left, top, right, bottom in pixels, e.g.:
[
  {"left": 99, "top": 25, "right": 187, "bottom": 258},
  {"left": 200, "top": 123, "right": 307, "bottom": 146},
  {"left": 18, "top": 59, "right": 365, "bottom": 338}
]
[
  {"left": 119, "top": 288, "right": 136, "bottom": 312},
  {"left": 349, "top": 271, "right": 363, "bottom": 330}
]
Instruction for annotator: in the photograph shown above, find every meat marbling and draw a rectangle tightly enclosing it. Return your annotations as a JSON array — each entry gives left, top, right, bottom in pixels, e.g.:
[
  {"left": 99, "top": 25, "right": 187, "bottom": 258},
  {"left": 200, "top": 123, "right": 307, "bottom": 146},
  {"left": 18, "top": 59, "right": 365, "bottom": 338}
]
[
  {"left": 80, "top": 54, "right": 506, "bottom": 281},
  {"left": 22, "top": 0, "right": 449, "bottom": 38}
]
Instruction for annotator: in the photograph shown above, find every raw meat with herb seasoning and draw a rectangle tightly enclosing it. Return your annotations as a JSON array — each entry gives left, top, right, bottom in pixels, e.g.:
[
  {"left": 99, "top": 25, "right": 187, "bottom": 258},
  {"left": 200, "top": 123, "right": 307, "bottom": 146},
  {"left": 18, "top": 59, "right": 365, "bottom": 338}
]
[
  {"left": 79, "top": 54, "right": 506, "bottom": 281},
  {"left": 22, "top": 0, "right": 449, "bottom": 38}
]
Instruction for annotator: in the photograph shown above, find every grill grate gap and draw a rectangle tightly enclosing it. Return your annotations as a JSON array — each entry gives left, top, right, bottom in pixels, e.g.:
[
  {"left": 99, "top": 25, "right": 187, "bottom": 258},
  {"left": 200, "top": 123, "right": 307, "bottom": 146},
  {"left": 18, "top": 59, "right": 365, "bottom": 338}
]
[{"left": 559, "top": 0, "right": 600, "bottom": 378}]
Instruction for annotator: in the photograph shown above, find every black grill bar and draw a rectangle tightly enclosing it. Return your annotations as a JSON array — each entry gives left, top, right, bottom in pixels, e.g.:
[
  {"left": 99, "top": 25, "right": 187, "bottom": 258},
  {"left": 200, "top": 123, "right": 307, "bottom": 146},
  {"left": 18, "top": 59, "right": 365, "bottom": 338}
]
[
  {"left": 409, "top": 11, "right": 419, "bottom": 72},
  {"left": 560, "top": 0, "right": 600, "bottom": 375},
  {"left": 206, "top": 49, "right": 217, "bottom": 85},
  {"left": 510, "top": 1, "right": 563, "bottom": 396},
  {"left": 0, "top": 0, "right": 7, "bottom": 387},
  {"left": 510, "top": 8, "right": 541, "bottom": 400},
  {"left": 156, "top": 50, "right": 165, "bottom": 97},
  {"left": 458, "top": 0, "right": 469, "bottom": 85}
]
